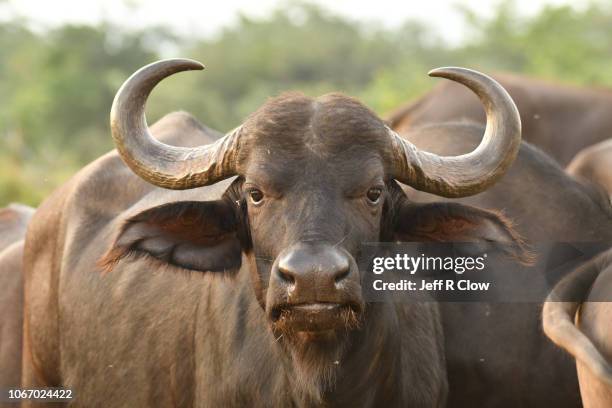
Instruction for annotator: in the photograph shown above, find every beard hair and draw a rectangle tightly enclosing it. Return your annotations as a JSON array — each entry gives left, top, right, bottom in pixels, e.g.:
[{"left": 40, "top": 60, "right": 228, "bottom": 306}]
[{"left": 272, "top": 307, "right": 361, "bottom": 404}]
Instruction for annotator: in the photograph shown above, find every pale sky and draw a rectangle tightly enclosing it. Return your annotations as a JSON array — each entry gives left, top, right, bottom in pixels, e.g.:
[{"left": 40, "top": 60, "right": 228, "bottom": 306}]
[{"left": 0, "top": 0, "right": 587, "bottom": 43}]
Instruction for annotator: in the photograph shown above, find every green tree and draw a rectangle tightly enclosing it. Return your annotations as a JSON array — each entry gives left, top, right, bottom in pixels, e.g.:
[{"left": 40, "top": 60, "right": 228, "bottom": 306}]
[{"left": 1, "top": 0, "right": 612, "bottom": 206}]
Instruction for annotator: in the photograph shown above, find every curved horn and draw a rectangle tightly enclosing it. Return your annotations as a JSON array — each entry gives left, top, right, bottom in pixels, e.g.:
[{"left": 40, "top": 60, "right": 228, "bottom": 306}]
[
  {"left": 389, "top": 67, "right": 521, "bottom": 197},
  {"left": 110, "top": 58, "right": 241, "bottom": 190}
]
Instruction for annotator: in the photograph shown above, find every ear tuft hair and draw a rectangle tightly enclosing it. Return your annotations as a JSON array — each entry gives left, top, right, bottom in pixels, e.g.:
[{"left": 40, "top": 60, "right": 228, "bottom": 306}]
[{"left": 395, "top": 201, "right": 535, "bottom": 266}]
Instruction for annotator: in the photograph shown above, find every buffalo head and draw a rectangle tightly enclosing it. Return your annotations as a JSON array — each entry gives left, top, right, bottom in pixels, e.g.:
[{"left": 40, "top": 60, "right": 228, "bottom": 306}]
[{"left": 104, "top": 59, "right": 521, "bottom": 363}]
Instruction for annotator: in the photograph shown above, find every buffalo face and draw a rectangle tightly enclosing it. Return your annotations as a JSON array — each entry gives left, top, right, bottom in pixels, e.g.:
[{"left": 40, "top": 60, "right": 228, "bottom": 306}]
[
  {"left": 238, "top": 93, "right": 393, "bottom": 339},
  {"left": 104, "top": 59, "right": 523, "bottom": 368}
]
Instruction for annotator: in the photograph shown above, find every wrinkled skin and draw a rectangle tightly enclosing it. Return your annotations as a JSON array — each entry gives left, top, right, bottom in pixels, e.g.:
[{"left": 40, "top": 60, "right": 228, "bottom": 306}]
[
  {"left": 388, "top": 74, "right": 612, "bottom": 165},
  {"left": 399, "top": 123, "right": 612, "bottom": 407},
  {"left": 544, "top": 248, "right": 612, "bottom": 408},
  {"left": 0, "top": 204, "right": 34, "bottom": 390},
  {"left": 567, "top": 139, "right": 612, "bottom": 198}
]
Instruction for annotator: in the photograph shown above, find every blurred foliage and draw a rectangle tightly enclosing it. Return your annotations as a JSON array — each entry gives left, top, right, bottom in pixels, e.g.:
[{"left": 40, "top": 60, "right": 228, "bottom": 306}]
[{"left": 1, "top": 0, "right": 612, "bottom": 206}]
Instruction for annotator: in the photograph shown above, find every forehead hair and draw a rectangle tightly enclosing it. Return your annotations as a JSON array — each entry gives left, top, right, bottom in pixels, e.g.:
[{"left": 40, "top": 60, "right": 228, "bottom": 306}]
[{"left": 239, "top": 92, "right": 391, "bottom": 159}]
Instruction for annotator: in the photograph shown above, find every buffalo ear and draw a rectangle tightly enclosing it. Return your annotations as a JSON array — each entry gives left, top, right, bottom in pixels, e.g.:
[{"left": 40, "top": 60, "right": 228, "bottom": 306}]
[
  {"left": 100, "top": 200, "right": 243, "bottom": 273},
  {"left": 394, "top": 202, "right": 532, "bottom": 263}
]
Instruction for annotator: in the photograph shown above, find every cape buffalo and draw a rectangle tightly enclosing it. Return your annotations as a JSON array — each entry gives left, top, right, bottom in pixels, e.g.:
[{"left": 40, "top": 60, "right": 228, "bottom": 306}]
[
  {"left": 398, "top": 124, "right": 612, "bottom": 407},
  {"left": 567, "top": 139, "right": 612, "bottom": 197},
  {"left": 0, "top": 204, "right": 34, "bottom": 391},
  {"left": 543, "top": 247, "right": 612, "bottom": 408},
  {"left": 21, "top": 60, "right": 523, "bottom": 407},
  {"left": 388, "top": 74, "right": 612, "bottom": 166}
]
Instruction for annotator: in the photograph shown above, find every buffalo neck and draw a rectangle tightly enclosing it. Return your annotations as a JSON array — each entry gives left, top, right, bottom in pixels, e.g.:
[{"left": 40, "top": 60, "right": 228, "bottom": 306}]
[{"left": 195, "top": 270, "right": 406, "bottom": 407}]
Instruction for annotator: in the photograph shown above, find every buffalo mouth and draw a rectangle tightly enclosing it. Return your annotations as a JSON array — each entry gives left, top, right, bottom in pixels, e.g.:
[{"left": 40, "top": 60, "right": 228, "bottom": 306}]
[{"left": 270, "top": 302, "right": 362, "bottom": 334}]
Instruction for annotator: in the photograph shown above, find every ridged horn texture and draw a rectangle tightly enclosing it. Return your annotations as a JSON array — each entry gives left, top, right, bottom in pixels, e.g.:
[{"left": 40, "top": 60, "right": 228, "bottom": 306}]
[
  {"left": 388, "top": 67, "right": 521, "bottom": 197},
  {"left": 110, "top": 58, "right": 241, "bottom": 190}
]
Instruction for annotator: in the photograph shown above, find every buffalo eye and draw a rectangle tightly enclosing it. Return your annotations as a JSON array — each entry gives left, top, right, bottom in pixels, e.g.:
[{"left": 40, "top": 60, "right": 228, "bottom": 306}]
[
  {"left": 366, "top": 187, "right": 382, "bottom": 204},
  {"left": 248, "top": 188, "right": 264, "bottom": 205}
]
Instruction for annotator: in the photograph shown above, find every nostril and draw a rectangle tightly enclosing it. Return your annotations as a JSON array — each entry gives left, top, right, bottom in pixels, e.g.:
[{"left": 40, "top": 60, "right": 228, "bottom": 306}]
[
  {"left": 334, "top": 267, "right": 351, "bottom": 283},
  {"left": 277, "top": 267, "right": 295, "bottom": 284}
]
